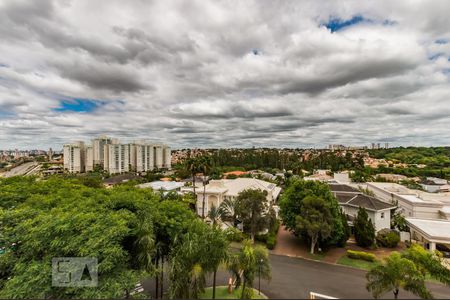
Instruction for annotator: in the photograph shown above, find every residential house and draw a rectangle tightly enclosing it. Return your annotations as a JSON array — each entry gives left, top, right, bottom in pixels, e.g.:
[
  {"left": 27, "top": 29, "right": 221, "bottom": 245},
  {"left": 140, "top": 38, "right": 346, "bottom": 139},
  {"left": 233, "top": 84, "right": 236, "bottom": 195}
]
[
  {"left": 329, "top": 184, "right": 396, "bottom": 232},
  {"left": 195, "top": 178, "right": 281, "bottom": 216}
]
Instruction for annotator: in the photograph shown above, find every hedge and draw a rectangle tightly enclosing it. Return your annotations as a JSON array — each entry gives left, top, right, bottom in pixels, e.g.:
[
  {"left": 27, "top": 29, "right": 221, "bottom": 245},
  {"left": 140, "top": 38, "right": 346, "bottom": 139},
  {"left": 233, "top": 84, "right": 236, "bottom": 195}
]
[
  {"left": 376, "top": 229, "right": 400, "bottom": 248},
  {"left": 347, "top": 250, "right": 376, "bottom": 262}
]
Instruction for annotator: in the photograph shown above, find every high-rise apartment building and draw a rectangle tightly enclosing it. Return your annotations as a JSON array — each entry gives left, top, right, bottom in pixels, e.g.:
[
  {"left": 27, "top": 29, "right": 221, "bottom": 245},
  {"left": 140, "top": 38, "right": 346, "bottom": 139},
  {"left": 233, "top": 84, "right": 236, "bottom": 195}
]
[
  {"left": 92, "top": 136, "right": 114, "bottom": 166},
  {"left": 63, "top": 136, "right": 171, "bottom": 174},
  {"left": 135, "top": 143, "right": 155, "bottom": 172},
  {"left": 63, "top": 141, "right": 85, "bottom": 173},
  {"left": 154, "top": 144, "right": 164, "bottom": 169},
  {"left": 163, "top": 145, "right": 171, "bottom": 169},
  {"left": 104, "top": 143, "right": 130, "bottom": 174},
  {"left": 85, "top": 146, "right": 94, "bottom": 172}
]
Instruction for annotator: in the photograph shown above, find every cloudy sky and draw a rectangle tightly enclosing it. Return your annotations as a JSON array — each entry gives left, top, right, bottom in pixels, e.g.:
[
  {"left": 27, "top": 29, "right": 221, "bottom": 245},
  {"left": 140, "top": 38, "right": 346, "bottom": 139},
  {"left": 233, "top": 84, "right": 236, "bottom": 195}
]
[{"left": 0, "top": 0, "right": 449, "bottom": 150}]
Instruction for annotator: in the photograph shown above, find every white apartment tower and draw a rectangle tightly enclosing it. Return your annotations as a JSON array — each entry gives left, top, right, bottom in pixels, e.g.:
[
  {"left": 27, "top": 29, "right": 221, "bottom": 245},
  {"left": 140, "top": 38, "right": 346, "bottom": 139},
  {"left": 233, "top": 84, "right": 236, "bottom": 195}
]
[
  {"left": 135, "top": 143, "right": 155, "bottom": 173},
  {"left": 63, "top": 141, "right": 85, "bottom": 173},
  {"left": 63, "top": 136, "right": 171, "bottom": 174},
  {"left": 104, "top": 144, "right": 130, "bottom": 174},
  {"left": 85, "top": 146, "right": 94, "bottom": 172},
  {"left": 163, "top": 145, "right": 171, "bottom": 169},
  {"left": 154, "top": 144, "right": 164, "bottom": 169},
  {"left": 92, "top": 136, "right": 114, "bottom": 166}
]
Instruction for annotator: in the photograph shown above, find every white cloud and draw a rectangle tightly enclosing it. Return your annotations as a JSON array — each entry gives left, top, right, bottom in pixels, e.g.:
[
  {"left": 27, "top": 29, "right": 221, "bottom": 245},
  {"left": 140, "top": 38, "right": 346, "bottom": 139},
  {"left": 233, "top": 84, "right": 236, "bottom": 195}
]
[{"left": 0, "top": 0, "right": 449, "bottom": 149}]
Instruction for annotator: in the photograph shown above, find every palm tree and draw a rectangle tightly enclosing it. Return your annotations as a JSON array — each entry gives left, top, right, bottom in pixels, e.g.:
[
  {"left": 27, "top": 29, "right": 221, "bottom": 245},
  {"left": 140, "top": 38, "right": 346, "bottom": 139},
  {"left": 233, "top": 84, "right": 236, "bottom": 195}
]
[
  {"left": 133, "top": 217, "right": 156, "bottom": 297},
  {"left": 226, "top": 240, "right": 271, "bottom": 299},
  {"left": 218, "top": 198, "right": 237, "bottom": 226},
  {"left": 366, "top": 252, "right": 432, "bottom": 299},
  {"left": 198, "top": 156, "right": 211, "bottom": 219},
  {"left": 134, "top": 217, "right": 155, "bottom": 272},
  {"left": 185, "top": 158, "right": 201, "bottom": 212},
  {"left": 207, "top": 205, "right": 222, "bottom": 227},
  {"left": 204, "top": 227, "right": 229, "bottom": 299},
  {"left": 401, "top": 244, "right": 450, "bottom": 286}
]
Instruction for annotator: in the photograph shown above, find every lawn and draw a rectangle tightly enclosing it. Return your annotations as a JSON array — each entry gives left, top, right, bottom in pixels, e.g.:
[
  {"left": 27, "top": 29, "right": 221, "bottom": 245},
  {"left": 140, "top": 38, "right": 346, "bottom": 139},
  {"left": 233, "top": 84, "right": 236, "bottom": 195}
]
[
  {"left": 337, "top": 255, "right": 379, "bottom": 271},
  {"left": 308, "top": 252, "right": 326, "bottom": 261},
  {"left": 200, "top": 286, "right": 267, "bottom": 299}
]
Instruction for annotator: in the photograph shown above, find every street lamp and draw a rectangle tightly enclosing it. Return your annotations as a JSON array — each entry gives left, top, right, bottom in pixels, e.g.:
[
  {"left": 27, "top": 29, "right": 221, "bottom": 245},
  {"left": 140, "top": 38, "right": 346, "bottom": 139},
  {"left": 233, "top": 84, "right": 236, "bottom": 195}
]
[{"left": 258, "top": 258, "right": 263, "bottom": 295}]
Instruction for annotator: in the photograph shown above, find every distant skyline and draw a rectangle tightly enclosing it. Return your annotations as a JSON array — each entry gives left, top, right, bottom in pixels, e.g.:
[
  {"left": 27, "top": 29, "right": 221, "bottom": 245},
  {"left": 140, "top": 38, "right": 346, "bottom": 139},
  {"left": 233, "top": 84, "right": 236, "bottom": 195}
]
[{"left": 0, "top": 1, "right": 449, "bottom": 149}]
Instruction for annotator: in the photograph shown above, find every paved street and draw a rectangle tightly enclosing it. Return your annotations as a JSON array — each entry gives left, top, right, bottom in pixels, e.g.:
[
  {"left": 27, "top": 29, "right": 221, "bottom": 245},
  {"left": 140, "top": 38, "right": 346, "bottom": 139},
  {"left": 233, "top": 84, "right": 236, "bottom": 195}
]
[
  {"left": 143, "top": 253, "right": 450, "bottom": 299},
  {"left": 1, "top": 162, "right": 38, "bottom": 178}
]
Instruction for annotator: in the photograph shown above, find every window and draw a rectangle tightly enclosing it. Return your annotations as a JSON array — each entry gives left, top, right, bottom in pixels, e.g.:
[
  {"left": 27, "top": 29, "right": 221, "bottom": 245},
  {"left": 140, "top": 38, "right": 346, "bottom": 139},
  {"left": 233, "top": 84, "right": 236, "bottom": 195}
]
[{"left": 380, "top": 212, "right": 384, "bottom": 219}]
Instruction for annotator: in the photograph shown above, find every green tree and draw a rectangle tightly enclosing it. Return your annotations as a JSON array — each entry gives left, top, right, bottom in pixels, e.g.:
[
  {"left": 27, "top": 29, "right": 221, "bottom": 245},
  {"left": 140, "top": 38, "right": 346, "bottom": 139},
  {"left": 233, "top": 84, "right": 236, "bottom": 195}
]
[
  {"left": 366, "top": 252, "right": 432, "bottom": 299},
  {"left": 204, "top": 227, "right": 229, "bottom": 299},
  {"left": 207, "top": 205, "right": 222, "bottom": 227},
  {"left": 279, "top": 179, "right": 348, "bottom": 247},
  {"left": 354, "top": 207, "right": 375, "bottom": 248},
  {"left": 0, "top": 177, "right": 161, "bottom": 299},
  {"left": 402, "top": 244, "right": 450, "bottom": 286},
  {"left": 227, "top": 240, "right": 271, "bottom": 299},
  {"left": 169, "top": 220, "right": 229, "bottom": 299},
  {"left": 235, "top": 189, "right": 269, "bottom": 242},
  {"left": 295, "top": 196, "right": 333, "bottom": 254},
  {"left": 218, "top": 198, "right": 237, "bottom": 226}
]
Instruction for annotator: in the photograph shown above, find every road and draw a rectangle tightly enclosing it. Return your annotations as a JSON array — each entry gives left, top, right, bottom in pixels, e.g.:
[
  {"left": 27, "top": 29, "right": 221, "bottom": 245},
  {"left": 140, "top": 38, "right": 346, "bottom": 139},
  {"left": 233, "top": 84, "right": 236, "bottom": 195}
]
[
  {"left": 1, "top": 162, "right": 38, "bottom": 178},
  {"left": 143, "top": 254, "right": 450, "bottom": 299}
]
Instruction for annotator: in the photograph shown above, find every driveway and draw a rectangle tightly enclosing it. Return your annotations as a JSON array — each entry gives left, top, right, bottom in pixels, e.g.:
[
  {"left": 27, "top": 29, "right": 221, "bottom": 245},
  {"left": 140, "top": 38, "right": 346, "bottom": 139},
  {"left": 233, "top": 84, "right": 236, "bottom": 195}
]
[{"left": 143, "top": 254, "right": 450, "bottom": 299}]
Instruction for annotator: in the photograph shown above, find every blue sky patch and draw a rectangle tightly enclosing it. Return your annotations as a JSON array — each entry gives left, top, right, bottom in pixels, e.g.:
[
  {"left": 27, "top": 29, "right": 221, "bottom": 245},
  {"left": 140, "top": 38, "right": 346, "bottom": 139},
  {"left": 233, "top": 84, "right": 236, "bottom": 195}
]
[
  {"left": 53, "top": 98, "right": 106, "bottom": 113},
  {"left": 435, "top": 39, "right": 448, "bottom": 44},
  {"left": 323, "top": 15, "right": 395, "bottom": 32},
  {"left": 428, "top": 53, "right": 443, "bottom": 60},
  {"left": 324, "top": 15, "right": 370, "bottom": 32}
]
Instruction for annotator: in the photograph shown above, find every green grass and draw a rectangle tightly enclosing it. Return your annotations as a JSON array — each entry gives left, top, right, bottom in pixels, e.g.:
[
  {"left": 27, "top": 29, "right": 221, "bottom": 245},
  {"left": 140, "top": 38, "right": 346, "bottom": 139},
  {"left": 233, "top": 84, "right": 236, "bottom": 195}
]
[
  {"left": 200, "top": 286, "right": 267, "bottom": 299},
  {"left": 337, "top": 255, "right": 379, "bottom": 271},
  {"left": 308, "top": 252, "right": 326, "bottom": 261}
]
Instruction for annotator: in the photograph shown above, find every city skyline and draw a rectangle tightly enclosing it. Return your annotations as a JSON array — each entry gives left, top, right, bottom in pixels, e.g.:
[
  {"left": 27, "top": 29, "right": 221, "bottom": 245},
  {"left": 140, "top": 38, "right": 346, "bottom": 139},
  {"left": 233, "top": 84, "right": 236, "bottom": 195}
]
[{"left": 0, "top": 1, "right": 450, "bottom": 149}]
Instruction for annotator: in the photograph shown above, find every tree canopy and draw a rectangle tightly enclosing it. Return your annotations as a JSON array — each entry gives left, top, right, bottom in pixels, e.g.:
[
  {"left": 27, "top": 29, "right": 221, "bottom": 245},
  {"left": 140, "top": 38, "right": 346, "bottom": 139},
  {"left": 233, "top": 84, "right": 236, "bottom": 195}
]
[
  {"left": 279, "top": 179, "right": 348, "bottom": 247},
  {"left": 235, "top": 189, "right": 269, "bottom": 242},
  {"left": 0, "top": 176, "right": 198, "bottom": 299}
]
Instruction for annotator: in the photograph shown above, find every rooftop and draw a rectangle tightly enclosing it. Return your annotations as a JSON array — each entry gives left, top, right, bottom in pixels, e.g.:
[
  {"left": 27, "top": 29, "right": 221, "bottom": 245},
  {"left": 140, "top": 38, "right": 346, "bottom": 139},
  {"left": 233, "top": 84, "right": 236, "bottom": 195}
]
[
  {"left": 406, "top": 218, "right": 450, "bottom": 240},
  {"left": 336, "top": 193, "right": 395, "bottom": 211},
  {"left": 329, "top": 184, "right": 360, "bottom": 193},
  {"left": 137, "top": 180, "right": 184, "bottom": 191}
]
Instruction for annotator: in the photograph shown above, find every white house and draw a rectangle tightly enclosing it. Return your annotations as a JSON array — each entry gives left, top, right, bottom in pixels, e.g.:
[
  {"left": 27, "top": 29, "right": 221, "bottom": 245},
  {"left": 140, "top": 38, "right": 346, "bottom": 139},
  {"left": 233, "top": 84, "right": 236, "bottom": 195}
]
[
  {"left": 364, "top": 182, "right": 450, "bottom": 220},
  {"left": 195, "top": 178, "right": 281, "bottom": 216},
  {"left": 329, "top": 184, "right": 396, "bottom": 232},
  {"left": 406, "top": 218, "right": 450, "bottom": 254}
]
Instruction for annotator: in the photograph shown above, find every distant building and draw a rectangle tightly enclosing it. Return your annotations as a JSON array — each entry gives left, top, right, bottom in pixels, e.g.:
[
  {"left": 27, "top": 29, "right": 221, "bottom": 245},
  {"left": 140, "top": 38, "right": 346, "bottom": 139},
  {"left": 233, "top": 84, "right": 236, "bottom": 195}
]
[
  {"left": 63, "top": 136, "right": 172, "bottom": 174},
  {"left": 104, "top": 144, "right": 130, "bottom": 174},
  {"left": 63, "top": 141, "right": 85, "bottom": 173},
  {"left": 85, "top": 146, "right": 94, "bottom": 172},
  {"left": 92, "top": 136, "right": 114, "bottom": 166}
]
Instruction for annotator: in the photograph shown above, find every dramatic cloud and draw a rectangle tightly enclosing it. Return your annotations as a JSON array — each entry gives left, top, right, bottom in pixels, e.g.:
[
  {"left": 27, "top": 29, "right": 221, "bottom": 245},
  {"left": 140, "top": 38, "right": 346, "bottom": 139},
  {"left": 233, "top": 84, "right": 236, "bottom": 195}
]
[{"left": 0, "top": 0, "right": 449, "bottom": 149}]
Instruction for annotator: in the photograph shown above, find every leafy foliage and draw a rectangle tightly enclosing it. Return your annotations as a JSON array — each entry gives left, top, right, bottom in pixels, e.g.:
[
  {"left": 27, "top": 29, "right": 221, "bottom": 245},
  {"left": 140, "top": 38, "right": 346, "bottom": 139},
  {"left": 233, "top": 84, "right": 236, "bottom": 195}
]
[
  {"left": 366, "top": 252, "right": 432, "bottom": 299},
  {"left": 279, "top": 179, "right": 348, "bottom": 248},
  {"left": 295, "top": 196, "right": 333, "bottom": 254},
  {"left": 235, "top": 189, "right": 269, "bottom": 241}
]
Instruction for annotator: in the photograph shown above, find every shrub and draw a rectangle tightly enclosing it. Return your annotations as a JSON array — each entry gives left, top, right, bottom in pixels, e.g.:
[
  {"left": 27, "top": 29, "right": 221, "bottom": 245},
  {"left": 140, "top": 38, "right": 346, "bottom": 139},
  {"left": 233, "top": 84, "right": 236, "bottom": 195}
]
[
  {"left": 376, "top": 229, "right": 400, "bottom": 248},
  {"left": 266, "top": 234, "right": 277, "bottom": 249},
  {"left": 347, "top": 250, "right": 376, "bottom": 262},
  {"left": 224, "top": 227, "right": 244, "bottom": 242}
]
